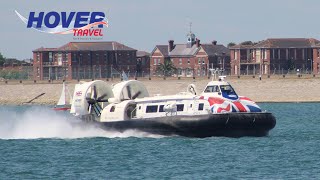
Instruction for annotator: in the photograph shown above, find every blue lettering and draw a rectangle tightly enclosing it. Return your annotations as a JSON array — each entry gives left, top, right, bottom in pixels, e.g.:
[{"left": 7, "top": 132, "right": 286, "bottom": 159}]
[
  {"left": 27, "top": 12, "right": 44, "bottom": 28},
  {"left": 74, "top": 12, "right": 90, "bottom": 28},
  {"left": 61, "top": 12, "right": 75, "bottom": 28},
  {"left": 90, "top": 12, "right": 105, "bottom": 28},
  {"left": 44, "top": 11, "right": 60, "bottom": 28}
]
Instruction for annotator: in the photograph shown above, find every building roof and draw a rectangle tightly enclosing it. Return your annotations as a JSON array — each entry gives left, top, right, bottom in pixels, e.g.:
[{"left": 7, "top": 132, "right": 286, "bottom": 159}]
[
  {"left": 169, "top": 44, "right": 199, "bottom": 57},
  {"left": 33, "top": 41, "right": 136, "bottom": 52},
  {"left": 136, "top": 51, "right": 151, "bottom": 57},
  {"left": 229, "top": 44, "right": 253, "bottom": 49},
  {"left": 152, "top": 43, "right": 229, "bottom": 57},
  {"left": 254, "top": 38, "right": 320, "bottom": 48},
  {"left": 201, "top": 44, "right": 229, "bottom": 56},
  {"left": 154, "top": 45, "right": 169, "bottom": 57},
  {"left": 230, "top": 38, "right": 320, "bottom": 49},
  {"left": 3, "top": 58, "right": 32, "bottom": 66},
  {"left": 33, "top": 47, "right": 57, "bottom": 52}
]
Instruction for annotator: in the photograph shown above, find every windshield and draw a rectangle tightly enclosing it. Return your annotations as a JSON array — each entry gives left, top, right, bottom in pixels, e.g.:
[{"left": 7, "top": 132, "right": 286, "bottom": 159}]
[
  {"left": 204, "top": 85, "right": 220, "bottom": 93},
  {"left": 220, "top": 85, "right": 237, "bottom": 96}
]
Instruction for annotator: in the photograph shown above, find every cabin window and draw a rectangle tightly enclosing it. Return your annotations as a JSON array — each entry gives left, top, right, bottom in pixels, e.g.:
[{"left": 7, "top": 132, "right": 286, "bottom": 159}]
[
  {"left": 198, "top": 103, "right": 204, "bottom": 111},
  {"left": 177, "top": 104, "right": 184, "bottom": 111},
  {"left": 204, "top": 85, "right": 220, "bottom": 93},
  {"left": 146, "top": 105, "right": 158, "bottom": 113},
  {"left": 159, "top": 105, "right": 165, "bottom": 112},
  {"left": 110, "top": 106, "right": 115, "bottom": 112},
  {"left": 220, "top": 85, "right": 237, "bottom": 96},
  {"left": 139, "top": 106, "right": 141, "bottom": 110}
]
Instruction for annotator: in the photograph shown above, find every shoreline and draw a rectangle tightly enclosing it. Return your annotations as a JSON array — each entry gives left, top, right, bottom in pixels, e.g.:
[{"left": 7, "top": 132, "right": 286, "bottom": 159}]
[{"left": 1, "top": 76, "right": 320, "bottom": 105}]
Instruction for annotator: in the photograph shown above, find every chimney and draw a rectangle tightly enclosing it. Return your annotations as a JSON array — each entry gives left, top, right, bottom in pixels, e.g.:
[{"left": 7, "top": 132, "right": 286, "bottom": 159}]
[
  {"left": 212, "top": 40, "right": 217, "bottom": 45},
  {"left": 196, "top": 39, "right": 201, "bottom": 47},
  {"left": 168, "top": 40, "right": 174, "bottom": 52}
]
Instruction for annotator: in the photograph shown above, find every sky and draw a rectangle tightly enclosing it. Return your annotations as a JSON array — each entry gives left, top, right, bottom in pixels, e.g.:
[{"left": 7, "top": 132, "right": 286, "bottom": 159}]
[{"left": 0, "top": 0, "right": 319, "bottom": 60}]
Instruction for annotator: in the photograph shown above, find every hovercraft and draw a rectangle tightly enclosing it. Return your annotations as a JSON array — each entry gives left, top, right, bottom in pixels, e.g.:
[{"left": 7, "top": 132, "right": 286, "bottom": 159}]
[{"left": 70, "top": 77, "right": 276, "bottom": 138}]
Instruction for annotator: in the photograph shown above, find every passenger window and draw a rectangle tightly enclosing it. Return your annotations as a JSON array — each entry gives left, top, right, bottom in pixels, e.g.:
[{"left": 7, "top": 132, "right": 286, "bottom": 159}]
[
  {"left": 146, "top": 105, "right": 158, "bottom": 113},
  {"left": 177, "top": 104, "right": 184, "bottom": 111},
  {"left": 159, "top": 105, "right": 164, "bottom": 112},
  {"left": 110, "top": 106, "right": 115, "bottom": 112},
  {"left": 204, "top": 86, "right": 219, "bottom": 93},
  {"left": 198, "top": 103, "right": 204, "bottom": 111}
]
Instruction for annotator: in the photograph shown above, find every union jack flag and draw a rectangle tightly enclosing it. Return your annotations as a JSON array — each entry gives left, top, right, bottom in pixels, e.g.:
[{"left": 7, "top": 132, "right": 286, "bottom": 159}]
[{"left": 199, "top": 96, "right": 261, "bottom": 113}]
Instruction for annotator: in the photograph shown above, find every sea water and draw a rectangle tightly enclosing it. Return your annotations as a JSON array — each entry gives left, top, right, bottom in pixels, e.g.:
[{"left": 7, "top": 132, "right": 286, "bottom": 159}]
[{"left": 0, "top": 103, "right": 319, "bottom": 179}]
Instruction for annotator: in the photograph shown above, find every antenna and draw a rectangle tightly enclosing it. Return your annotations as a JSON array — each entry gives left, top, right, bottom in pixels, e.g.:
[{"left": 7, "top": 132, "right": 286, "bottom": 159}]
[{"left": 189, "top": 22, "right": 192, "bottom": 33}]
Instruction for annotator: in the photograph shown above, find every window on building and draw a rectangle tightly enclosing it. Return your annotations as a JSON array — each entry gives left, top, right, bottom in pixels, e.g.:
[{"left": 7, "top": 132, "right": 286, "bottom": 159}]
[
  {"left": 198, "top": 58, "right": 201, "bottom": 64},
  {"left": 234, "top": 51, "right": 238, "bottom": 60},
  {"left": 218, "top": 57, "right": 222, "bottom": 64},
  {"left": 186, "top": 68, "right": 192, "bottom": 76},
  {"left": 187, "top": 59, "right": 190, "bottom": 64},
  {"left": 154, "top": 59, "right": 157, "bottom": 65},
  {"left": 37, "top": 67, "right": 40, "bottom": 77},
  {"left": 202, "top": 58, "right": 205, "bottom": 64},
  {"left": 49, "top": 52, "right": 53, "bottom": 62},
  {"left": 177, "top": 104, "right": 184, "bottom": 111},
  {"left": 146, "top": 105, "right": 158, "bottom": 113},
  {"left": 37, "top": 53, "right": 40, "bottom": 62},
  {"left": 179, "top": 58, "right": 182, "bottom": 65},
  {"left": 158, "top": 59, "right": 161, "bottom": 65},
  {"left": 178, "top": 68, "right": 182, "bottom": 75},
  {"left": 198, "top": 103, "right": 204, "bottom": 111},
  {"left": 318, "top": 49, "right": 320, "bottom": 58}
]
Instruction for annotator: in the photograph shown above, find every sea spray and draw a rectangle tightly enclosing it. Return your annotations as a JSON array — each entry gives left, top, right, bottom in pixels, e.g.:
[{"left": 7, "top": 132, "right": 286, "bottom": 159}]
[{"left": 0, "top": 106, "right": 164, "bottom": 139}]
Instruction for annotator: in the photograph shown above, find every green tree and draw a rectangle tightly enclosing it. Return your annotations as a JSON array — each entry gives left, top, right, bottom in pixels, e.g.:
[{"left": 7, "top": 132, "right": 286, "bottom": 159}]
[
  {"left": 0, "top": 52, "right": 5, "bottom": 66},
  {"left": 227, "top": 42, "right": 236, "bottom": 48},
  {"left": 157, "top": 60, "right": 177, "bottom": 77},
  {"left": 240, "top": 41, "right": 254, "bottom": 45}
]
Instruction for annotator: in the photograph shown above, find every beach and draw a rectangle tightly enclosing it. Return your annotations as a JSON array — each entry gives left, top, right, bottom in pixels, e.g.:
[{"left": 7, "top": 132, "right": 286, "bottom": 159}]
[{"left": 0, "top": 75, "right": 319, "bottom": 105}]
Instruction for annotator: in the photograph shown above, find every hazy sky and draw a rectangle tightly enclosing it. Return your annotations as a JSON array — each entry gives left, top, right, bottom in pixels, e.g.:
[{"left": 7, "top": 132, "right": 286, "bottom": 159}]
[{"left": 0, "top": 0, "right": 319, "bottom": 59}]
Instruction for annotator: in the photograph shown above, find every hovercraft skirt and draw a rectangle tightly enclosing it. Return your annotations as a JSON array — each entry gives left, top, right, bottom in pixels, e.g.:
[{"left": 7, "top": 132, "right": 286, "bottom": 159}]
[{"left": 96, "top": 112, "right": 276, "bottom": 138}]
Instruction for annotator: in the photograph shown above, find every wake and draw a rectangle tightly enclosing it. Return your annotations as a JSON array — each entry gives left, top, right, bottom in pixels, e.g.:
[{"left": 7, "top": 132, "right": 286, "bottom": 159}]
[{"left": 0, "top": 106, "right": 164, "bottom": 139}]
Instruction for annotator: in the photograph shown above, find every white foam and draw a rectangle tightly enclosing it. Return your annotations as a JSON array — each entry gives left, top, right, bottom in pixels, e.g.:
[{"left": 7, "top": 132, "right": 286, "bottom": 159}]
[{"left": 0, "top": 107, "right": 164, "bottom": 140}]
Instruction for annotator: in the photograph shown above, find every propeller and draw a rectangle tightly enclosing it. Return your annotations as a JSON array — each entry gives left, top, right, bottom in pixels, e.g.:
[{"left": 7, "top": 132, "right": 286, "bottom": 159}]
[
  {"left": 127, "top": 86, "right": 132, "bottom": 99},
  {"left": 121, "top": 85, "right": 141, "bottom": 101},
  {"left": 97, "top": 93, "right": 109, "bottom": 102},
  {"left": 131, "top": 91, "right": 141, "bottom": 100},
  {"left": 86, "top": 85, "right": 108, "bottom": 115}
]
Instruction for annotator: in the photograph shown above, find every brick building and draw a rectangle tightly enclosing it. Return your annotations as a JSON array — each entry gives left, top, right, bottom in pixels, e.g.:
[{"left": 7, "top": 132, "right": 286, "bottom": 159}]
[
  {"left": 1, "top": 58, "right": 32, "bottom": 79},
  {"left": 150, "top": 32, "right": 230, "bottom": 77},
  {"left": 230, "top": 38, "right": 320, "bottom": 75},
  {"left": 32, "top": 42, "right": 141, "bottom": 80}
]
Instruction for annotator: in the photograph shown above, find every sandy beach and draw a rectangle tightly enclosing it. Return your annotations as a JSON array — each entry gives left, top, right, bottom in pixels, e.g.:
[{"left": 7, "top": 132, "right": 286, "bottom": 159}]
[{"left": 0, "top": 75, "right": 319, "bottom": 105}]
